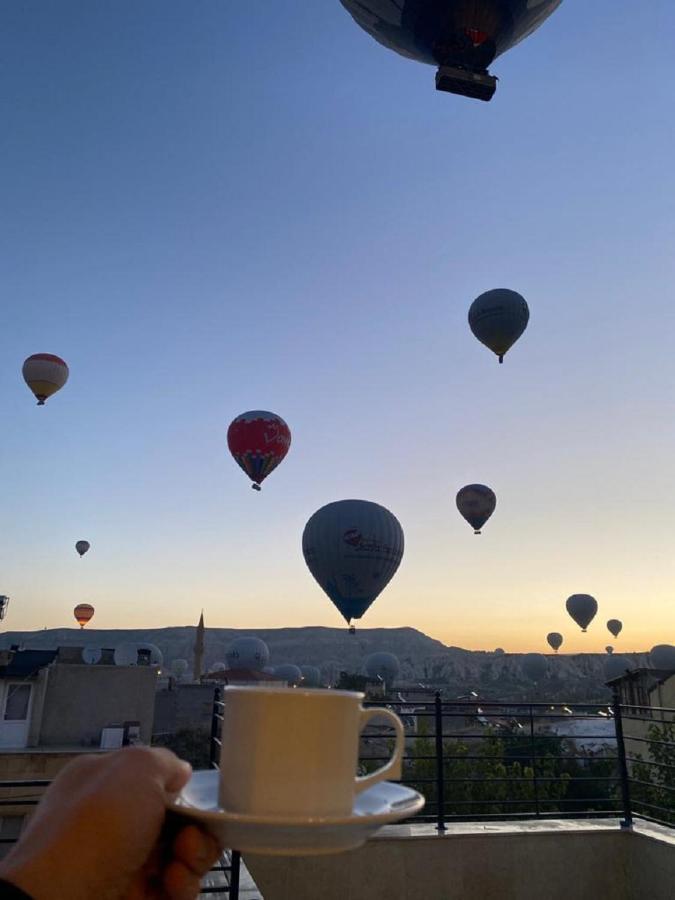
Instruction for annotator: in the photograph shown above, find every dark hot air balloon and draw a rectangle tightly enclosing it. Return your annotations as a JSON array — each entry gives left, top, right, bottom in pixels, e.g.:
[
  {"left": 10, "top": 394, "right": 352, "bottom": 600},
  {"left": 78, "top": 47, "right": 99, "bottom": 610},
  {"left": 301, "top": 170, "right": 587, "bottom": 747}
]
[
  {"left": 649, "top": 645, "right": 675, "bottom": 670},
  {"left": 607, "top": 619, "right": 622, "bottom": 638},
  {"left": 456, "top": 484, "right": 496, "bottom": 534},
  {"left": 227, "top": 411, "right": 291, "bottom": 490},
  {"left": 302, "top": 499, "right": 404, "bottom": 629},
  {"left": 75, "top": 540, "right": 90, "bottom": 558},
  {"left": 546, "top": 632, "right": 563, "bottom": 653},
  {"left": 566, "top": 594, "right": 598, "bottom": 632},
  {"left": 469, "top": 290, "right": 529, "bottom": 363},
  {"left": 339, "top": 0, "right": 562, "bottom": 100}
]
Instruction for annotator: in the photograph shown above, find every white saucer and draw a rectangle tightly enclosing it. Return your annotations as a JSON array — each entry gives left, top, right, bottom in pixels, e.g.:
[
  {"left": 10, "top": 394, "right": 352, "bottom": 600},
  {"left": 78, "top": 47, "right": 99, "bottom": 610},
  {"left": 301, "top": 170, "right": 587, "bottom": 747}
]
[{"left": 169, "top": 770, "right": 425, "bottom": 856}]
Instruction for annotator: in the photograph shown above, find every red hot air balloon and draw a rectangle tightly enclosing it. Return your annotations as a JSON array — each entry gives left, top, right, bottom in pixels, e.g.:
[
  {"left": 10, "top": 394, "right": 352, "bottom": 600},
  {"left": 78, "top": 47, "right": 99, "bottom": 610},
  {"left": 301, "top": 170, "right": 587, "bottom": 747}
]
[
  {"left": 227, "top": 411, "right": 291, "bottom": 491},
  {"left": 74, "top": 603, "right": 95, "bottom": 629},
  {"left": 22, "top": 354, "right": 69, "bottom": 405}
]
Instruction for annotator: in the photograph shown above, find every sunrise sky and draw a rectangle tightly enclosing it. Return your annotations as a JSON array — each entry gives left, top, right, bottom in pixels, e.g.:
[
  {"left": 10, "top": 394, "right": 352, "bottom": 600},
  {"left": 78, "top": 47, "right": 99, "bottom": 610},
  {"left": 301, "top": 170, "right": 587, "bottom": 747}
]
[{"left": 2, "top": 1, "right": 674, "bottom": 653}]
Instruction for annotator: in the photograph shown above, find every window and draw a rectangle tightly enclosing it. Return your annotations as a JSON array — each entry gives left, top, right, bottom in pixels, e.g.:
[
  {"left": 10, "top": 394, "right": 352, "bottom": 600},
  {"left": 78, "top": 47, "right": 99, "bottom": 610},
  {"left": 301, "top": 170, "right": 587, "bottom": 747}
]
[{"left": 4, "top": 684, "right": 31, "bottom": 721}]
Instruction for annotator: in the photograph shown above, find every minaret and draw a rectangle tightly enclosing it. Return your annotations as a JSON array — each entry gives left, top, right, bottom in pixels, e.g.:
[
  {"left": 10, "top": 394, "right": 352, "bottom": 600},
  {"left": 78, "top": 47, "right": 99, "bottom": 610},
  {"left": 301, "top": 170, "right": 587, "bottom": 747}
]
[{"left": 194, "top": 610, "right": 204, "bottom": 681}]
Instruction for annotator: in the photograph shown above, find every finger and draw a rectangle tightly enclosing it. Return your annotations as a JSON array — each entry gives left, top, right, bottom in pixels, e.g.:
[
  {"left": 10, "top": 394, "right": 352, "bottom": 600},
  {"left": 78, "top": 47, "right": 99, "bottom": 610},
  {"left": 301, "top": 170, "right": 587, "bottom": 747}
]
[
  {"left": 163, "top": 859, "right": 204, "bottom": 900},
  {"left": 112, "top": 746, "right": 192, "bottom": 794},
  {"left": 173, "top": 825, "right": 220, "bottom": 877}
]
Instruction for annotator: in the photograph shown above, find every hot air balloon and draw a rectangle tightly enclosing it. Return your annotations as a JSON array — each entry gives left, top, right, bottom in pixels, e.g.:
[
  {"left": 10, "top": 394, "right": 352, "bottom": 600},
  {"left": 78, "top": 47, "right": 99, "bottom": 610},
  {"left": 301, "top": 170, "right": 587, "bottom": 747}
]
[
  {"left": 607, "top": 619, "right": 622, "bottom": 638},
  {"left": 0, "top": 596, "right": 9, "bottom": 621},
  {"left": 22, "top": 354, "right": 69, "bottom": 405},
  {"left": 365, "top": 652, "right": 401, "bottom": 690},
  {"left": 75, "top": 540, "right": 90, "bottom": 558},
  {"left": 171, "top": 658, "right": 189, "bottom": 680},
  {"left": 604, "top": 655, "right": 632, "bottom": 683},
  {"left": 456, "top": 484, "right": 496, "bottom": 534},
  {"left": 494, "top": 647, "right": 505, "bottom": 656},
  {"left": 468, "top": 290, "right": 529, "bottom": 363},
  {"left": 546, "top": 632, "right": 563, "bottom": 653},
  {"left": 606, "top": 645, "right": 614, "bottom": 655},
  {"left": 566, "top": 594, "right": 598, "bottom": 633},
  {"left": 522, "top": 653, "right": 548, "bottom": 682},
  {"left": 302, "top": 499, "right": 404, "bottom": 629},
  {"left": 73, "top": 603, "right": 95, "bottom": 628},
  {"left": 300, "top": 665, "right": 322, "bottom": 688},
  {"left": 225, "top": 637, "right": 270, "bottom": 672},
  {"left": 227, "top": 410, "right": 291, "bottom": 491},
  {"left": 339, "top": 0, "right": 562, "bottom": 100},
  {"left": 275, "top": 664, "right": 302, "bottom": 686},
  {"left": 649, "top": 645, "right": 675, "bottom": 670}
]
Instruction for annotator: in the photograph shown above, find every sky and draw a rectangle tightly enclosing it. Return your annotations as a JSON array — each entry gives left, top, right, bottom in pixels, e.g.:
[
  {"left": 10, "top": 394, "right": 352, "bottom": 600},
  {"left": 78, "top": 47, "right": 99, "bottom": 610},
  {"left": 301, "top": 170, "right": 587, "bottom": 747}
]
[{"left": 1, "top": 1, "right": 674, "bottom": 653}]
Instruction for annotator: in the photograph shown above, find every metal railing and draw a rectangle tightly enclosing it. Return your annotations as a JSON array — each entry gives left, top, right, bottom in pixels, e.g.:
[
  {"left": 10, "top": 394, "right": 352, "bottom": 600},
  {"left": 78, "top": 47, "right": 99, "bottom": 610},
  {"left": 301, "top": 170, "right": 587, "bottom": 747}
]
[{"left": 207, "top": 686, "right": 675, "bottom": 835}]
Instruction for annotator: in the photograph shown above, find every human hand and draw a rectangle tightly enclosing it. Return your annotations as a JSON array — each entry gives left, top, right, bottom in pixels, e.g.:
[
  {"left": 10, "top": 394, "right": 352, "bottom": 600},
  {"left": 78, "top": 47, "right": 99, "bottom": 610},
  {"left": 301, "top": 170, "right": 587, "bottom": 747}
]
[{"left": 0, "top": 746, "right": 221, "bottom": 900}]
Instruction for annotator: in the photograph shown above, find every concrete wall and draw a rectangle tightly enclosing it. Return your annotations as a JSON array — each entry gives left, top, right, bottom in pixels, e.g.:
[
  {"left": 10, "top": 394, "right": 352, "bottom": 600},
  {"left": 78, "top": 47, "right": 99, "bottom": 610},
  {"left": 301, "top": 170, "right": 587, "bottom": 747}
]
[
  {"left": 37, "top": 664, "right": 156, "bottom": 746},
  {"left": 153, "top": 683, "right": 216, "bottom": 736},
  {"left": 245, "top": 821, "right": 675, "bottom": 900},
  {"left": 0, "top": 749, "right": 103, "bottom": 816}
]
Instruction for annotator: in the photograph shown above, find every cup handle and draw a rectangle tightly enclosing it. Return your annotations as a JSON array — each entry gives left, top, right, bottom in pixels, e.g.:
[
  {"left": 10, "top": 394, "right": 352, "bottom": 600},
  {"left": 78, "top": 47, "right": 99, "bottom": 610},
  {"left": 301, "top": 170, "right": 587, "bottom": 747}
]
[{"left": 355, "top": 707, "right": 405, "bottom": 795}]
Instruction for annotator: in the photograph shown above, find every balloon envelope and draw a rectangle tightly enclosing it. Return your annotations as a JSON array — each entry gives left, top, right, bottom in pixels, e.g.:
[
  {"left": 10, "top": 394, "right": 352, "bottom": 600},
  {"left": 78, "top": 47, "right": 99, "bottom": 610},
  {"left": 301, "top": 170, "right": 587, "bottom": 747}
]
[
  {"left": 75, "top": 540, "right": 90, "bottom": 557},
  {"left": 456, "top": 484, "right": 496, "bottom": 534},
  {"left": 339, "top": 1, "right": 562, "bottom": 77},
  {"left": 522, "top": 653, "right": 548, "bottom": 682},
  {"left": 607, "top": 619, "right": 622, "bottom": 638},
  {"left": 227, "top": 411, "right": 291, "bottom": 490},
  {"left": 275, "top": 664, "right": 302, "bottom": 686},
  {"left": 604, "top": 655, "right": 632, "bottom": 682},
  {"left": 365, "top": 652, "right": 401, "bottom": 687},
  {"left": 302, "top": 499, "right": 404, "bottom": 625},
  {"left": 649, "top": 645, "right": 675, "bottom": 670},
  {"left": 225, "top": 637, "right": 270, "bottom": 672},
  {"left": 566, "top": 594, "right": 598, "bottom": 632},
  {"left": 300, "top": 665, "right": 322, "bottom": 687},
  {"left": 606, "top": 646, "right": 614, "bottom": 655},
  {"left": 469, "top": 290, "right": 529, "bottom": 362},
  {"left": 546, "top": 632, "right": 563, "bottom": 653},
  {"left": 22, "top": 353, "right": 69, "bottom": 405},
  {"left": 73, "top": 603, "right": 95, "bottom": 628}
]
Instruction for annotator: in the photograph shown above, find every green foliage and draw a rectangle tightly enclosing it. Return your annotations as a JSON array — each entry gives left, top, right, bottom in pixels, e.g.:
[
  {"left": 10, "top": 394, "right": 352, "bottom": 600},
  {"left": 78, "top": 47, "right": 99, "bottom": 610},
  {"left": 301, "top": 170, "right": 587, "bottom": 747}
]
[
  {"left": 629, "top": 721, "right": 675, "bottom": 824},
  {"left": 393, "top": 722, "right": 621, "bottom": 820},
  {"left": 153, "top": 728, "right": 212, "bottom": 769}
]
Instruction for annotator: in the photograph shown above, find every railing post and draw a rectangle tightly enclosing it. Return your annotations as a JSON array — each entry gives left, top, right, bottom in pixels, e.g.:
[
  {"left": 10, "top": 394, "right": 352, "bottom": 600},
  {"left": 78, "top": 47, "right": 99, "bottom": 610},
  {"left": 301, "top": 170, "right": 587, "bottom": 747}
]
[
  {"left": 612, "top": 686, "right": 633, "bottom": 829},
  {"left": 229, "top": 850, "right": 241, "bottom": 899},
  {"left": 529, "top": 705, "right": 541, "bottom": 818},
  {"left": 210, "top": 686, "right": 221, "bottom": 769},
  {"left": 434, "top": 692, "right": 446, "bottom": 832}
]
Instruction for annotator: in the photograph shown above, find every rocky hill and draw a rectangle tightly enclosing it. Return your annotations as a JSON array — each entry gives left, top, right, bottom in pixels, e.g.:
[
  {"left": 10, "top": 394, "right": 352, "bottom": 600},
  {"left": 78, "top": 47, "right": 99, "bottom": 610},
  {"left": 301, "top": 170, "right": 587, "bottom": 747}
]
[{"left": 0, "top": 625, "right": 647, "bottom": 702}]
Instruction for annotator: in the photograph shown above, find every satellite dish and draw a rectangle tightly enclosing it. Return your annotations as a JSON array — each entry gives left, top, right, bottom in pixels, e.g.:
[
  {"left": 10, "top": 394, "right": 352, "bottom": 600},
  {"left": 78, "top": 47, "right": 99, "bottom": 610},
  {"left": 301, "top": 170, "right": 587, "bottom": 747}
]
[{"left": 82, "top": 646, "right": 102, "bottom": 665}]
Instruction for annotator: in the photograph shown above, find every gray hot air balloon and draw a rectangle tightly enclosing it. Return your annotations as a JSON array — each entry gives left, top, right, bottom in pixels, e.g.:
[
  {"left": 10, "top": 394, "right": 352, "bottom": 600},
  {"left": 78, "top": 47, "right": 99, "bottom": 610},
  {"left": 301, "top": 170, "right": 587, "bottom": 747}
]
[
  {"left": 75, "top": 540, "right": 90, "bottom": 558},
  {"left": 522, "top": 653, "right": 548, "bottom": 682},
  {"left": 468, "top": 289, "right": 529, "bottom": 363},
  {"left": 649, "top": 645, "right": 675, "bottom": 670},
  {"left": 546, "top": 632, "right": 563, "bottom": 653},
  {"left": 300, "top": 665, "right": 322, "bottom": 687},
  {"left": 365, "top": 652, "right": 401, "bottom": 690},
  {"left": 225, "top": 637, "right": 270, "bottom": 672},
  {"left": 604, "top": 655, "right": 632, "bottom": 683},
  {"left": 171, "top": 658, "right": 189, "bottom": 679},
  {"left": 494, "top": 647, "right": 505, "bottom": 656},
  {"left": 275, "top": 664, "right": 302, "bottom": 686},
  {"left": 302, "top": 499, "right": 404, "bottom": 628},
  {"left": 456, "top": 484, "right": 496, "bottom": 534},
  {"left": 606, "top": 645, "right": 614, "bottom": 655},
  {"left": 607, "top": 619, "right": 623, "bottom": 638},
  {"left": 566, "top": 594, "right": 598, "bottom": 632}
]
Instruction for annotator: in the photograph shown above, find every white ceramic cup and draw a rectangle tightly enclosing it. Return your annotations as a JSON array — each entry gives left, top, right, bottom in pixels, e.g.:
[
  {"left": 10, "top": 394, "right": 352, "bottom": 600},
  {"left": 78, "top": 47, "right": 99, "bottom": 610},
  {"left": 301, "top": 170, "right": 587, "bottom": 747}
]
[{"left": 218, "top": 686, "right": 405, "bottom": 818}]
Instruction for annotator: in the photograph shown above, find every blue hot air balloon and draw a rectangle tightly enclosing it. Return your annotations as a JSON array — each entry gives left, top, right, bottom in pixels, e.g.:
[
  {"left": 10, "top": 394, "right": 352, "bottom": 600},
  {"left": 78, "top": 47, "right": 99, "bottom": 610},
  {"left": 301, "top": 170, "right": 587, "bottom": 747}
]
[
  {"left": 302, "top": 499, "right": 404, "bottom": 629},
  {"left": 339, "top": 0, "right": 562, "bottom": 100}
]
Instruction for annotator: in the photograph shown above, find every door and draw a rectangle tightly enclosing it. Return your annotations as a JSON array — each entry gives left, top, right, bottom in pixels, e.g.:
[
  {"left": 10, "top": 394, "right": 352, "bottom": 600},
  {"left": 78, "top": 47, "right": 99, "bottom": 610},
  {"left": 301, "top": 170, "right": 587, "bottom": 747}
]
[{"left": 0, "top": 683, "right": 33, "bottom": 748}]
